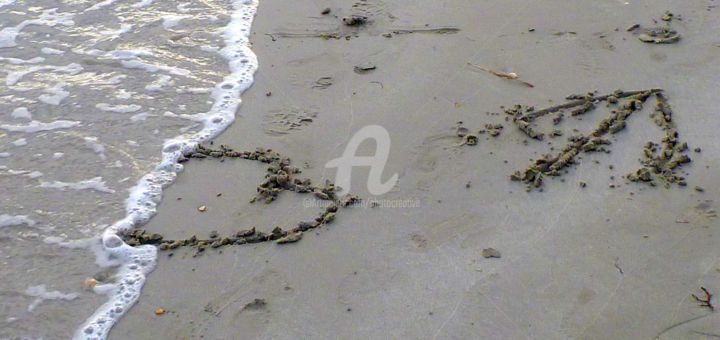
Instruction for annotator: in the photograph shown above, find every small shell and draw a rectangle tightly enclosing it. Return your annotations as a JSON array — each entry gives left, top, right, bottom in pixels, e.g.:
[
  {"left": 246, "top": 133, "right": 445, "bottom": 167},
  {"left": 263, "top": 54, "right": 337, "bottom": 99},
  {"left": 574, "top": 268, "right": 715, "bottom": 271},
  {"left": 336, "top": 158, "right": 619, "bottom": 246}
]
[{"left": 83, "top": 278, "right": 99, "bottom": 290}]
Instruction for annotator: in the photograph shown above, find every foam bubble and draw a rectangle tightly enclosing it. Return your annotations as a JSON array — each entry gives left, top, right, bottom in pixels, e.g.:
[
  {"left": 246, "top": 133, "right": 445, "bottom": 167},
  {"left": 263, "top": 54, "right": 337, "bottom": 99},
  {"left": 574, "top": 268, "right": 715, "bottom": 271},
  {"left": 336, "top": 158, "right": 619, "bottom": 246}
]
[
  {"left": 11, "top": 107, "right": 32, "bottom": 120},
  {"left": 115, "top": 89, "right": 133, "bottom": 99},
  {"left": 38, "top": 82, "right": 70, "bottom": 105},
  {"left": 74, "top": 1, "right": 260, "bottom": 338}
]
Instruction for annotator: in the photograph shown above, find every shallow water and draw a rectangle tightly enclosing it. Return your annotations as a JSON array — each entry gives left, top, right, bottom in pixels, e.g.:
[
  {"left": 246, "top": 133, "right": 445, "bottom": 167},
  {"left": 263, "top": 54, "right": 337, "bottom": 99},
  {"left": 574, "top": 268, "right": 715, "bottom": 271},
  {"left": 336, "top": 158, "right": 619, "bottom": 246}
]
[{"left": 0, "top": 0, "right": 257, "bottom": 338}]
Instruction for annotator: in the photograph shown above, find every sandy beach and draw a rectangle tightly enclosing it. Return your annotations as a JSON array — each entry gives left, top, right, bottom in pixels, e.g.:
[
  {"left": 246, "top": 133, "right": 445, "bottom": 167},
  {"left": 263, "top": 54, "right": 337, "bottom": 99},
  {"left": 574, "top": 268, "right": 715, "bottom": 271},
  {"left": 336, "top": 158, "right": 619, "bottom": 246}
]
[
  {"left": 1, "top": 0, "right": 719, "bottom": 339},
  {"left": 106, "top": 0, "right": 720, "bottom": 339}
]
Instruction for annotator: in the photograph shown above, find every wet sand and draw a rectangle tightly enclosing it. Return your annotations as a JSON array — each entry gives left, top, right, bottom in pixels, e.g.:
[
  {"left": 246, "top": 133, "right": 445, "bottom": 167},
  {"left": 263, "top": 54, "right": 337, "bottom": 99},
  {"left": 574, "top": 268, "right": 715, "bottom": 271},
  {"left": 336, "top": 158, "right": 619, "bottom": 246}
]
[{"left": 111, "top": 0, "right": 720, "bottom": 339}]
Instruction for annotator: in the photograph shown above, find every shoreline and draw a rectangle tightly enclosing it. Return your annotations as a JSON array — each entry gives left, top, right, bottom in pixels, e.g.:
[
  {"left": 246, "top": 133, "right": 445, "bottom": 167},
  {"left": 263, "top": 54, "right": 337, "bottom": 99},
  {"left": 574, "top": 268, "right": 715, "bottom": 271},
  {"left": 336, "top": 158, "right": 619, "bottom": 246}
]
[
  {"left": 73, "top": 0, "right": 261, "bottom": 338},
  {"left": 107, "top": 0, "right": 720, "bottom": 339}
]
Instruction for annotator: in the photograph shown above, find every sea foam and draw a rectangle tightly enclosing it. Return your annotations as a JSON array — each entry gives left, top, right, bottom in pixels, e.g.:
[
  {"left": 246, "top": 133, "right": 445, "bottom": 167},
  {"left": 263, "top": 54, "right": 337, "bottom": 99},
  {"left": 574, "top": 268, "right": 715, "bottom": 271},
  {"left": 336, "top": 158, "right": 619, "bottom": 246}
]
[{"left": 72, "top": 0, "right": 260, "bottom": 339}]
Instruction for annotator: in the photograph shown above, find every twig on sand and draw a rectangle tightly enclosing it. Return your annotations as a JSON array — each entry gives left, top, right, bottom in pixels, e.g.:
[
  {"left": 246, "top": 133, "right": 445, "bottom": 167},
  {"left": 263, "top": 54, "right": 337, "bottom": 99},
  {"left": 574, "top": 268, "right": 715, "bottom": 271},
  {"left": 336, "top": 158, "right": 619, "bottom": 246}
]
[
  {"left": 265, "top": 31, "right": 344, "bottom": 41},
  {"left": 467, "top": 62, "right": 534, "bottom": 88},
  {"left": 692, "top": 287, "right": 715, "bottom": 311},
  {"left": 389, "top": 27, "right": 460, "bottom": 35}
]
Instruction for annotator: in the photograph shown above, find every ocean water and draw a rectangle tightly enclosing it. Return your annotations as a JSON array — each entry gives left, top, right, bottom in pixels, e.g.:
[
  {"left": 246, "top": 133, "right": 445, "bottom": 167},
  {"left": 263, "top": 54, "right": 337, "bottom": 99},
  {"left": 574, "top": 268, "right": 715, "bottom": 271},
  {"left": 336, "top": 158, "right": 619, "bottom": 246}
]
[{"left": 0, "top": 0, "right": 258, "bottom": 338}]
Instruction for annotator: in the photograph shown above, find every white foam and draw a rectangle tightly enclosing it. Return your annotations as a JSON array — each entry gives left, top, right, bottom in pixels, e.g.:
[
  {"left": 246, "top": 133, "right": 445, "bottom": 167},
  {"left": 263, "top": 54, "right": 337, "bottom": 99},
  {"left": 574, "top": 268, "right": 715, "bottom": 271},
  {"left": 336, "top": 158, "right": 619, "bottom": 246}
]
[
  {"left": 144, "top": 74, "right": 172, "bottom": 92},
  {"left": 52, "top": 152, "right": 64, "bottom": 159},
  {"left": 129, "top": 112, "right": 152, "bottom": 122},
  {"left": 11, "top": 138, "right": 27, "bottom": 146},
  {"left": 0, "top": 214, "right": 36, "bottom": 228},
  {"left": 0, "top": 120, "right": 81, "bottom": 133},
  {"left": 107, "top": 49, "right": 153, "bottom": 60},
  {"left": 84, "top": 137, "right": 107, "bottom": 160},
  {"left": 95, "top": 103, "right": 142, "bottom": 113},
  {"left": 200, "top": 45, "right": 219, "bottom": 53},
  {"left": 0, "top": 8, "right": 74, "bottom": 48},
  {"left": 27, "top": 170, "right": 43, "bottom": 178},
  {"left": 0, "top": 56, "right": 45, "bottom": 64},
  {"left": 41, "top": 47, "right": 65, "bottom": 55},
  {"left": 84, "top": 0, "right": 117, "bottom": 12},
  {"left": 38, "top": 82, "right": 70, "bottom": 105},
  {"left": 11, "top": 107, "right": 32, "bottom": 120},
  {"left": 161, "top": 15, "right": 189, "bottom": 30},
  {"left": 6, "top": 63, "right": 83, "bottom": 86},
  {"left": 74, "top": 1, "right": 260, "bottom": 338},
  {"left": 178, "top": 87, "right": 212, "bottom": 94},
  {"left": 115, "top": 89, "right": 133, "bottom": 99},
  {"left": 120, "top": 59, "right": 191, "bottom": 77},
  {"left": 44, "top": 235, "right": 121, "bottom": 268},
  {"left": 39, "top": 176, "right": 115, "bottom": 193},
  {"left": 177, "top": 3, "right": 191, "bottom": 13},
  {"left": 130, "top": 0, "right": 153, "bottom": 8},
  {"left": 6, "top": 168, "right": 27, "bottom": 175},
  {"left": 99, "top": 24, "right": 132, "bottom": 38},
  {"left": 0, "top": 0, "right": 16, "bottom": 10},
  {"left": 25, "top": 284, "right": 79, "bottom": 312}
]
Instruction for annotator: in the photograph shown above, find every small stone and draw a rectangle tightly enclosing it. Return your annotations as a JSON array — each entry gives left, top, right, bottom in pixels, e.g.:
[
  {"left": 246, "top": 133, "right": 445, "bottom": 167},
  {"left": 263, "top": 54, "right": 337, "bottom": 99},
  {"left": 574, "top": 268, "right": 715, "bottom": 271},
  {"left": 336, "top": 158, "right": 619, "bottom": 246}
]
[
  {"left": 353, "top": 62, "right": 376, "bottom": 74},
  {"left": 482, "top": 248, "right": 501, "bottom": 259},
  {"left": 155, "top": 309, "right": 165, "bottom": 315},
  {"left": 198, "top": 205, "right": 207, "bottom": 212},
  {"left": 695, "top": 186, "right": 705, "bottom": 192}
]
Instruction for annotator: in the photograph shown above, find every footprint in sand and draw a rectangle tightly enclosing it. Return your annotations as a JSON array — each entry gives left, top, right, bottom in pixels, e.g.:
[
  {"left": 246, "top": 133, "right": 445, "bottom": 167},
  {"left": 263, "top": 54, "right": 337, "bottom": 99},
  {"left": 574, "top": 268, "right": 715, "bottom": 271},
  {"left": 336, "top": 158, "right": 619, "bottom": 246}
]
[{"left": 262, "top": 107, "right": 318, "bottom": 135}]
